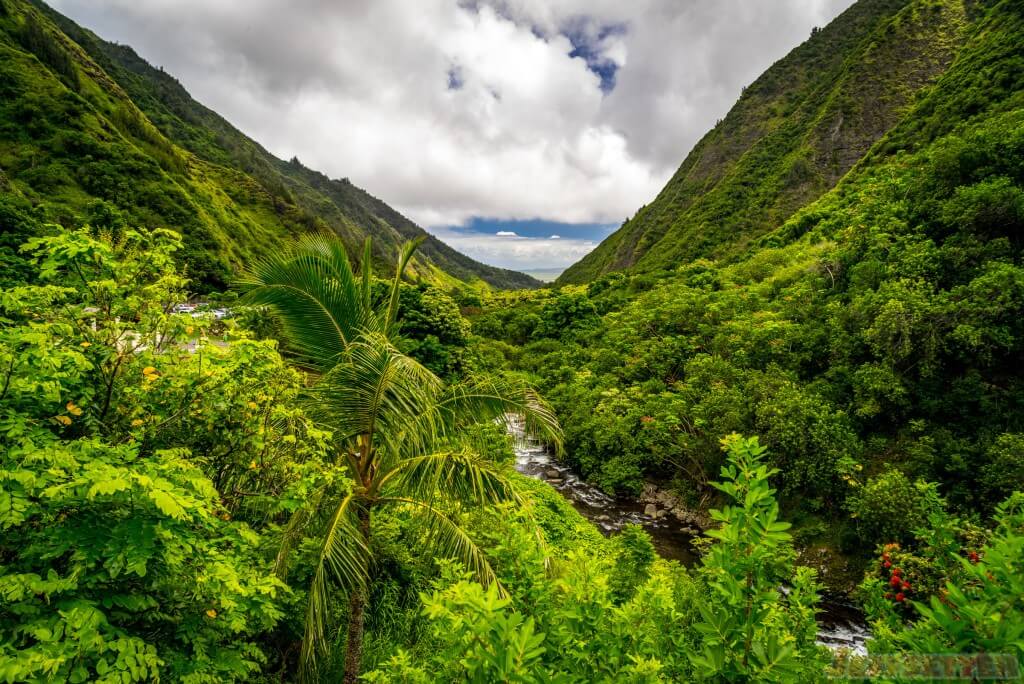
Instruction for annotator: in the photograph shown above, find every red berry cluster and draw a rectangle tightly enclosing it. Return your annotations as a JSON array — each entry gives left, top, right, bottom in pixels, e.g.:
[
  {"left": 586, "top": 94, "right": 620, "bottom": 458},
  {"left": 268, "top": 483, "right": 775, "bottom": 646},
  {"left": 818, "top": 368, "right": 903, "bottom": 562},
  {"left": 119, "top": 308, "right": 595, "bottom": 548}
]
[
  {"left": 967, "top": 550, "right": 980, "bottom": 564},
  {"left": 880, "top": 543, "right": 911, "bottom": 603}
]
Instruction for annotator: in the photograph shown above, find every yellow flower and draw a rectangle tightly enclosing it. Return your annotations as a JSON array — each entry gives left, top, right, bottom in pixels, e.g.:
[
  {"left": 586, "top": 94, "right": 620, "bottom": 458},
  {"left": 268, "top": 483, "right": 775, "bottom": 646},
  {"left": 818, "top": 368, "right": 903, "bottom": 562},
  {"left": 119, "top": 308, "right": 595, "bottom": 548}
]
[
  {"left": 142, "top": 366, "right": 158, "bottom": 376},
  {"left": 66, "top": 401, "right": 83, "bottom": 416},
  {"left": 131, "top": 418, "right": 145, "bottom": 427},
  {"left": 246, "top": 401, "right": 259, "bottom": 410},
  {"left": 55, "top": 415, "right": 72, "bottom": 426},
  {"left": 206, "top": 609, "right": 217, "bottom": 619},
  {"left": 186, "top": 326, "right": 194, "bottom": 334},
  {"left": 80, "top": 341, "right": 91, "bottom": 348},
  {"left": 249, "top": 461, "right": 258, "bottom": 469}
]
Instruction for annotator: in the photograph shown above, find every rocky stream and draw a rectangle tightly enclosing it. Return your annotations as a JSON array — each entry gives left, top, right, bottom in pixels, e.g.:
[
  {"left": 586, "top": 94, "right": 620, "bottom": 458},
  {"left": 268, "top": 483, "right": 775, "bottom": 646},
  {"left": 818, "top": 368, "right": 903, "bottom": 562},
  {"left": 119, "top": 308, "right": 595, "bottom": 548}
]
[{"left": 508, "top": 417, "right": 871, "bottom": 654}]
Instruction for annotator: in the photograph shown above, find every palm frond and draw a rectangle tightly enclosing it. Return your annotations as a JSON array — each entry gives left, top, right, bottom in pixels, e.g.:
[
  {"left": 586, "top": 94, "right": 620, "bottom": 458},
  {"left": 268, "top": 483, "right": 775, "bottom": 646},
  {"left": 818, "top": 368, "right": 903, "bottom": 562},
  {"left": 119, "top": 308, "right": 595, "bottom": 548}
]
[
  {"left": 431, "top": 375, "right": 563, "bottom": 453},
  {"left": 302, "top": 493, "right": 370, "bottom": 673},
  {"left": 376, "top": 449, "right": 521, "bottom": 507},
  {"left": 305, "top": 334, "right": 442, "bottom": 456},
  {"left": 360, "top": 237, "right": 373, "bottom": 314},
  {"left": 235, "top": 233, "right": 378, "bottom": 371},
  {"left": 383, "top": 238, "right": 424, "bottom": 338},
  {"left": 377, "top": 496, "right": 504, "bottom": 595}
]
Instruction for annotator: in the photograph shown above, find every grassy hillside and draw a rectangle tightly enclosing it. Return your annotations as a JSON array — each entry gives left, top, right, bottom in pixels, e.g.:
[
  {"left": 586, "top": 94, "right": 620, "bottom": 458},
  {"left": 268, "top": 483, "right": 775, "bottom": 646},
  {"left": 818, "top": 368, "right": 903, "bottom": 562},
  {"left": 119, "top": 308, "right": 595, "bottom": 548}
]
[
  {"left": 558, "top": 0, "right": 973, "bottom": 284},
  {"left": 0, "top": 0, "right": 539, "bottom": 291}
]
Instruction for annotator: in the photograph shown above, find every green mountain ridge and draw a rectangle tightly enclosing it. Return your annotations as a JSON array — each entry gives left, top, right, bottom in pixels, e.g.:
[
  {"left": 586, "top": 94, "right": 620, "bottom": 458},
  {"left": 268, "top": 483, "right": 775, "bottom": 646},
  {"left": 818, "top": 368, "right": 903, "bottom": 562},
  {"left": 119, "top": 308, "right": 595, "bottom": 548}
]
[
  {"left": 0, "top": 0, "right": 540, "bottom": 291},
  {"left": 474, "top": 0, "right": 1023, "bottom": 575},
  {"left": 558, "top": 0, "right": 978, "bottom": 284}
]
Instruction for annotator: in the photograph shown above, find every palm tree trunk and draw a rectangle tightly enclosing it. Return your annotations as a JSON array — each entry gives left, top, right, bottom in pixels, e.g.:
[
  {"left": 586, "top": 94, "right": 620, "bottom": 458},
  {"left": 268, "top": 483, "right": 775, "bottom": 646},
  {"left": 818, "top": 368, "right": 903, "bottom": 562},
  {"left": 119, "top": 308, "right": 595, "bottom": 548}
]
[{"left": 343, "top": 503, "right": 371, "bottom": 684}]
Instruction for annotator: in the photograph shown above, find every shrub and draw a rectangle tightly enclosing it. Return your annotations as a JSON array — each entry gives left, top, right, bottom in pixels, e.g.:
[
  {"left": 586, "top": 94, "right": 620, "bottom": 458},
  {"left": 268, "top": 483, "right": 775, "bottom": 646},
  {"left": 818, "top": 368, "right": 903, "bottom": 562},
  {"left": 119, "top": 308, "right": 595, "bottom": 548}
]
[
  {"left": 887, "top": 494, "right": 1024, "bottom": 665},
  {"left": 847, "top": 469, "right": 946, "bottom": 545},
  {"left": 690, "top": 435, "right": 826, "bottom": 681},
  {"left": 980, "top": 433, "right": 1024, "bottom": 503}
]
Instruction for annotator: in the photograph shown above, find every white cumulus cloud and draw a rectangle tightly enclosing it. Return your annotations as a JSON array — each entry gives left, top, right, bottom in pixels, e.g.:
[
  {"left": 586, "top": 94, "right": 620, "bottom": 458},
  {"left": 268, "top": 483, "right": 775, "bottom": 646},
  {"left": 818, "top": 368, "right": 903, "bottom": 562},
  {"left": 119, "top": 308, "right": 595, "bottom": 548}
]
[{"left": 50, "top": 0, "right": 855, "bottom": 268}]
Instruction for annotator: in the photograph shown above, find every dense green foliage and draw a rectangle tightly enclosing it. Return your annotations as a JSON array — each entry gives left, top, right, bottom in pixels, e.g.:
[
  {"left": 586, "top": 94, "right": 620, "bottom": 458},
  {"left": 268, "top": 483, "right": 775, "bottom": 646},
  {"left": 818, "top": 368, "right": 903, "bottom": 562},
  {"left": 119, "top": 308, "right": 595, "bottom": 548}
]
[
  {"left": 0, "top": 0, "right": 538, "bottom": 291},
  {"left": 391, "top": 283, "right": 473, "bottom": 379},
  {"left": 364, "top": 436, "right": 828, "bottom": 683},
  {"left": 2, "top": 229, "right": 1023, "bottom": 681},
  {"left": 471, "top": 4, "right": 1024, "bottom": 625},
  {"left": 0, "top": 229, "right": 317, "bottom": 681}
]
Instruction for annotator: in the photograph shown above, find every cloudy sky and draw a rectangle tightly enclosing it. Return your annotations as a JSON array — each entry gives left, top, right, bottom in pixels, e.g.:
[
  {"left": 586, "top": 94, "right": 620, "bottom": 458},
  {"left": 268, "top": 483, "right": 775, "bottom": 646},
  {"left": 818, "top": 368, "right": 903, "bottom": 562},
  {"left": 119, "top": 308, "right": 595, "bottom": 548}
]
[{"left": 51, "top": 0, "right": 853, "bottom": 274}]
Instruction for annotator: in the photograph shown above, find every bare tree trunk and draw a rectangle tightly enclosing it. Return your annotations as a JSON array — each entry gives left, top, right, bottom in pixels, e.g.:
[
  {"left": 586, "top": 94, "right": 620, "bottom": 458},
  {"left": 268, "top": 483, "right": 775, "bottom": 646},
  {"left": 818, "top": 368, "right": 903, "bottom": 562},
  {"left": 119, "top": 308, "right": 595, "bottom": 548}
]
[{"left": 343, "top": 504, "right": 371, "bottom": 684}]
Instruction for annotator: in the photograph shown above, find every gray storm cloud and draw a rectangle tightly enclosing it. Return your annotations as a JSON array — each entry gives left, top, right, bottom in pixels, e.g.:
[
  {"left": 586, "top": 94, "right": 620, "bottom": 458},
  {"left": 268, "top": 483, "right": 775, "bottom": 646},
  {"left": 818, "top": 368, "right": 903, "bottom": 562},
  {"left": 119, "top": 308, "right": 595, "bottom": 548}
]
[{"left": 50, "top": 0, "right": 854, "bottom": 257}]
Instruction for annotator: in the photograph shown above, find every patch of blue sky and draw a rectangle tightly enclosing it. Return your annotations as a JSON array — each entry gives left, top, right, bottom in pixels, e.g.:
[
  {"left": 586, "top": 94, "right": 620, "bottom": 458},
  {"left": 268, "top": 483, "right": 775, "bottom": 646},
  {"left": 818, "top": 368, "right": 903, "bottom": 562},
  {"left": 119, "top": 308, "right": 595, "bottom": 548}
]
[{"left": 451, "top": 216, "right": 617, "bottom": 241}]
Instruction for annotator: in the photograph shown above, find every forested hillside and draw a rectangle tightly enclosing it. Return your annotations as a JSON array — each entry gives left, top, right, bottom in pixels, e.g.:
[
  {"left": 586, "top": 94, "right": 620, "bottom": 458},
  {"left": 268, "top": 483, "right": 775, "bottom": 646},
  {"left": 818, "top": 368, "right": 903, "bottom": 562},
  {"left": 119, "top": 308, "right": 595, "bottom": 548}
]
[
  {"left": 558, "top": 0, "right": 976, "bottom": 284},
  {"left": 476, "top": 0, "right": 1023, "bottom": 584},
  {"left": 0, "top": 0, "right": 538, "bottom": 290}
]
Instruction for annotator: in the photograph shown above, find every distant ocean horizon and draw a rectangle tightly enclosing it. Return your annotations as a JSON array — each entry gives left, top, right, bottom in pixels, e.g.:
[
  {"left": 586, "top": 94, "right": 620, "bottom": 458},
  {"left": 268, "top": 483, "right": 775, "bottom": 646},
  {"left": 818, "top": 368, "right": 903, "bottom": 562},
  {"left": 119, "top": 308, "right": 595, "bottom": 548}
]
[{"left": 521, "top": 269, "right": 564, "bottom": 283}]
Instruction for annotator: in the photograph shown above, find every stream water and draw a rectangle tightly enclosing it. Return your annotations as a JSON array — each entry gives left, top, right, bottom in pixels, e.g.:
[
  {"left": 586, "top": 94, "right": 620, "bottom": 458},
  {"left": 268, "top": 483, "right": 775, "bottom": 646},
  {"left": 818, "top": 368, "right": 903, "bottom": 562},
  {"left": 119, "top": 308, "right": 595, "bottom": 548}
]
[{"left": 508, "top": 417, "right": 870, "bottom": 655}]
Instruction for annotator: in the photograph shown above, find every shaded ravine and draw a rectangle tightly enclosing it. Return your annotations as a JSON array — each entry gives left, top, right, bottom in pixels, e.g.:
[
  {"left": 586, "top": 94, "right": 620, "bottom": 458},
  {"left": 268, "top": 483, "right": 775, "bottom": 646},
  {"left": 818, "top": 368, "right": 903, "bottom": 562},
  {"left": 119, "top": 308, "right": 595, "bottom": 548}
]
[{"left": 509, "top": 418, "right": 870, "bottom": 654}]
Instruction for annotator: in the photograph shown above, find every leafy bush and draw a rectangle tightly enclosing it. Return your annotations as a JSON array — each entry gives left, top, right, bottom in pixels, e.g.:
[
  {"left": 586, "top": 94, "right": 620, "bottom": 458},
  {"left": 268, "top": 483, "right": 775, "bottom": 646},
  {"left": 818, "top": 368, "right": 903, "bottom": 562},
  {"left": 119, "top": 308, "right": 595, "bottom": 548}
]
[
  {"left": 897, "top": 494, "right": 1024, "bottom": 662},
  {"left": 690, "top": 435, "right": 826, "bottom": 681},
  {"left": 393, "top": 284, "right": 471, "bottom": 378},
  {"left": 0, "top": 229, "right": 332, "bottom": 680},
  {"left": 535, "top": 293, "right": 599, "bottom": 340},
  {"left": 980, "top": 433, "right": 1024, "bottom": 503},
  {"left": 847, "top": 469, "right": 946, "bottom": 545}
]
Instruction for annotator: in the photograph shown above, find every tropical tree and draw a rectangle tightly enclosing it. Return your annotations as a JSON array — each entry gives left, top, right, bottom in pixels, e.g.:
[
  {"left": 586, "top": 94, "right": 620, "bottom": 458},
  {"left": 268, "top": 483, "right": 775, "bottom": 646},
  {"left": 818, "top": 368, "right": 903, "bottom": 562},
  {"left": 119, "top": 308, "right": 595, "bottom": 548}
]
[{"left": 237, "top": 235, "right": 561, "bottom": 682}]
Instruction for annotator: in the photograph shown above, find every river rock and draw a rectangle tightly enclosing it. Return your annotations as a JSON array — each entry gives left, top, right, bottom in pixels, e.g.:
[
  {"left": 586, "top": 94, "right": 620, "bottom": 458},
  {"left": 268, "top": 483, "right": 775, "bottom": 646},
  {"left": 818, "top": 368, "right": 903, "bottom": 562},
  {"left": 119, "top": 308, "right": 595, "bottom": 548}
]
[
  {"left": 655, "top": 510, "right": 668, "bottom": 519},
  {"left": 640, "top": 483, "right": 659, "bottom": 503},
  {"left": 644, "top": 504, "right": 657, "bottom": 517},
  {"left": 639, "top": 483, "right": 712, "bottom": 531},
  {"left": 672, "top": 508, "right": 698, "bottom": 524},
  {"left": 548, "top": 478, "right": 563, "bottom": 485},
  {"left": 545, "top": 469, "right": 561, "bottom": 479},
  {"left": 596, "top": 514, "right": 611, "bottom": 522}
]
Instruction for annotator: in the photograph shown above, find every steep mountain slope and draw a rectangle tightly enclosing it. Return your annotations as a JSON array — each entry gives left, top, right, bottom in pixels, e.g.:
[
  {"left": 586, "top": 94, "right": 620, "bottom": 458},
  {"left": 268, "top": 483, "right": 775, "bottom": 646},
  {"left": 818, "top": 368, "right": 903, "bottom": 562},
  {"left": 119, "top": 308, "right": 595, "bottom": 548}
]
[
  {"left": 483, "top": 0, "right": 1023, "bottom": 584},
  {"left": 558, "top": 0, "right": 973, "bottom": 284},
  {"left": 0, "top": 0, "right": 539, "bottom": 291}
]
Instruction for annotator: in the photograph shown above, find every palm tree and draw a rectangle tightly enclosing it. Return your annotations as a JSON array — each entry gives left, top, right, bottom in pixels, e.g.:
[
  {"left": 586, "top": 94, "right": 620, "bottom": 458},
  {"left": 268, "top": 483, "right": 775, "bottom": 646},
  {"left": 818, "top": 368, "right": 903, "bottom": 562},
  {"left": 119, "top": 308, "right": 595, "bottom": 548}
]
[{"left": 237, "top": 235, "right": 560, "bottom": 682}]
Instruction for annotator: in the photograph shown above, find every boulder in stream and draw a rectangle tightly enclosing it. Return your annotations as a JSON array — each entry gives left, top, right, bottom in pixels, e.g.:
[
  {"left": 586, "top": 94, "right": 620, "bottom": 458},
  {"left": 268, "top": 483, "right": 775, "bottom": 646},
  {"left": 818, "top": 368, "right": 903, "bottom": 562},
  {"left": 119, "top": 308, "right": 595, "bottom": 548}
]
[{"left": 644, "top": 504, "right": 658, "bottom": 517}]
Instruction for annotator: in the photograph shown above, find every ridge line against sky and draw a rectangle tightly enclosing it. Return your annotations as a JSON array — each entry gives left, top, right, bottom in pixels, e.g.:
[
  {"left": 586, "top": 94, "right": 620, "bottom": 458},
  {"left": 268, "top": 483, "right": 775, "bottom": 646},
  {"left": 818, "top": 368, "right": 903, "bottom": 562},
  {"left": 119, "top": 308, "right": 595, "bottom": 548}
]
[{"left": 50, "top": 0, "right": 855, "bottom": 272}]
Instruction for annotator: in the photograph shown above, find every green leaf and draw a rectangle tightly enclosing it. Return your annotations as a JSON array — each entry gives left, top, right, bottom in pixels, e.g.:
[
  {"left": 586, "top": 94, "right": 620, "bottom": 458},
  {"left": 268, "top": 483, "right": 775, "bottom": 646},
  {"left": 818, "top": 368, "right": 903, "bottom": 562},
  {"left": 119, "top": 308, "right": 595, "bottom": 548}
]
[
  {"left": 88, "top": 478, "right": 130, "bottom": 498},
  {"left": 148, "top": 489, "right": 186, "bottom": 520}
]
